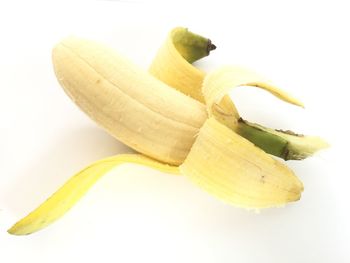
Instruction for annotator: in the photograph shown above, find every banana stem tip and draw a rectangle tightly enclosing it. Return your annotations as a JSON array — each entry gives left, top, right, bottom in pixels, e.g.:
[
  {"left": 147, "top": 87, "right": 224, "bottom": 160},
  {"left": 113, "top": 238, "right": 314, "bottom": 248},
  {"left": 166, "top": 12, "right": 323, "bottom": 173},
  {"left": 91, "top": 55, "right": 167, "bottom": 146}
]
[{"left": 207, "top": 39, "right": 216, "bottom": 53}]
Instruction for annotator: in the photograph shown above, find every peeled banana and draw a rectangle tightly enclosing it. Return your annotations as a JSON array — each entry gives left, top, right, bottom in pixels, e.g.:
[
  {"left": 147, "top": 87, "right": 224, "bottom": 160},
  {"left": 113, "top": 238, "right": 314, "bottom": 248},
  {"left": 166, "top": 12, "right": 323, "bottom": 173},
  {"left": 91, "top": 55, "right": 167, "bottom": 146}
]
[{"left": 8, "top": 27, "right": 328, "bottom": 235}]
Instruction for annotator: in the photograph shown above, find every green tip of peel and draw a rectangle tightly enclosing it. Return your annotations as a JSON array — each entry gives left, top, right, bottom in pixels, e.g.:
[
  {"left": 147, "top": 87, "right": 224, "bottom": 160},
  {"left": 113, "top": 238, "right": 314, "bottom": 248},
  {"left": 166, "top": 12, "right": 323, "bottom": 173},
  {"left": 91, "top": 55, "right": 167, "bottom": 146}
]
[
  {"left": 277, "top": 130, "right": 330, "bottom": 160},
  {"left": 171, "top": 27, "right": 215, "bottom": 64},
  {"left": 236, "top": 118, "right": 329, "bottom": 161}
]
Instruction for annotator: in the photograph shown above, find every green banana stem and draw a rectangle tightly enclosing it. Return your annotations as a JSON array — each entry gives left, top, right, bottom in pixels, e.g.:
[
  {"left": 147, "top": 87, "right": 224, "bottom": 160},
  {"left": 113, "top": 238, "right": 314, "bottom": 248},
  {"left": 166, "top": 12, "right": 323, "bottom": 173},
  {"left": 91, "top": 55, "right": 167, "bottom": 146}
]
[
  {"left": 171, "top": 27, "right": 216, "bottom": 63},
  {"left": 236, "top": 118, "right": 329, "bottom": 160}
]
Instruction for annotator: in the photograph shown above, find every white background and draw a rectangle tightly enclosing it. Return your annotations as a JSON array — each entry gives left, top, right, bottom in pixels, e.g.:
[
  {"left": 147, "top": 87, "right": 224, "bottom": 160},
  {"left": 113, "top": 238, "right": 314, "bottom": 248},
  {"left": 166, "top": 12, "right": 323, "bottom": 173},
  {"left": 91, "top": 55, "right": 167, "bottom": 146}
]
[{"left": 0, "top": 1, "right": 349, "bottom": 262}]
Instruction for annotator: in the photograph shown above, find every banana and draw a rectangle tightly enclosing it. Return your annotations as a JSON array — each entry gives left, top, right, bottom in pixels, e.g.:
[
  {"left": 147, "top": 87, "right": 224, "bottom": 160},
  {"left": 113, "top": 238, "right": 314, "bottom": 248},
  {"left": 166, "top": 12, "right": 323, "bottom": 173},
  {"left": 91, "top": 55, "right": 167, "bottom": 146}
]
[{"left": 8, "top": 28, "right": 327, "bottom": 235}]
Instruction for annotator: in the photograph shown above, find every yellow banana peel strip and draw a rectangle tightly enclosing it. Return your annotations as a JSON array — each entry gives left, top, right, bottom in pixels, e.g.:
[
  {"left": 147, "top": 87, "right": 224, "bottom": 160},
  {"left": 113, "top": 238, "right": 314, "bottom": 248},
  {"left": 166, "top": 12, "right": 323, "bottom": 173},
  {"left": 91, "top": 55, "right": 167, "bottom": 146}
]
[
  {"left": 149, "top": 27, "right": 207, "bottom": 102},
  {"left": 8, "top": 154, "right": 179, "bottom": 235},
  {"left": 180, "top": 118, "right": 303, "bottom": 208},
  {"left": 202, "top": 66, "right": 304, "bottom": 130},
  {"left": 149, "top": 27, "right": 240, "bottom": 119},
  {"left": 203, "top": 66, "right": 304, "bottom": 117}
]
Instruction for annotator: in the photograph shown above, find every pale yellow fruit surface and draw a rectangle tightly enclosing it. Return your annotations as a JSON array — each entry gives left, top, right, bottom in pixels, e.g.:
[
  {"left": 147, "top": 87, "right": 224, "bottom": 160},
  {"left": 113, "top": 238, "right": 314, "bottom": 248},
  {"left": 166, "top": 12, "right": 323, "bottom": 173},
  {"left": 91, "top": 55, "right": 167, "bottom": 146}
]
[{"left": 53, "top": 37, "right": 207, "bottom": 165}]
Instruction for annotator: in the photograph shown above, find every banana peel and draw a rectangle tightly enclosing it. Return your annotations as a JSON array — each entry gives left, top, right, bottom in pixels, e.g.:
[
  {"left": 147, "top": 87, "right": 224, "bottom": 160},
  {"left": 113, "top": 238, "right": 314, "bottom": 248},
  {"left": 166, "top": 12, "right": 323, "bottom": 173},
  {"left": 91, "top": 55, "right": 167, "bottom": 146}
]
[
  {"left": 150, "top": 27, "right": 328, "bottom": 160},
  {"left": 8, "top": 154, "right": 179, "bottom": 235},
  {"left": 8, "top": 27, "right": 328, "bottom": 235}
]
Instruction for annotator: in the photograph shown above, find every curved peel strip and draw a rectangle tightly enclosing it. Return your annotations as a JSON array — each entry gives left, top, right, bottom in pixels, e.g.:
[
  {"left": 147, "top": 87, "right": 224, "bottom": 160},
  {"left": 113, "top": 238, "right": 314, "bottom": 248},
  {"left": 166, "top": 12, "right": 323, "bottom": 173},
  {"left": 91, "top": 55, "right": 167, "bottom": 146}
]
[
  {"left": 8, "top": 154, "right": 179, "bottom": 235},
  {"left": 203, "top": 66, "right": 304, "bottom": 127},
  {"left": 180, "top": 118, "right": 303, "bottom": 208},
  {"left": 203, "top": 66, "right": 304, "bottom": 108},
  {"left": 149, "top": 27, "right": 207, "bottom": 102},
  {"left": 149, "top": 27, "right": 239, "bottom": 122}
]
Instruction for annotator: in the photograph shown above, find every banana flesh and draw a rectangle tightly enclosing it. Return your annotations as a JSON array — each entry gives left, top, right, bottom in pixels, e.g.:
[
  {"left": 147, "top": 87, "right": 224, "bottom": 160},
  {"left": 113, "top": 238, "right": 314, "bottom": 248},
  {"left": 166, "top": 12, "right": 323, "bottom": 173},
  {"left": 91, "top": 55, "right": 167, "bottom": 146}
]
[
  {"left": 8, "top": 28, "right": 327, "bottom": 235},
  {"left": 53, "top": 37, "right": 207, "bottom": 165}
]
